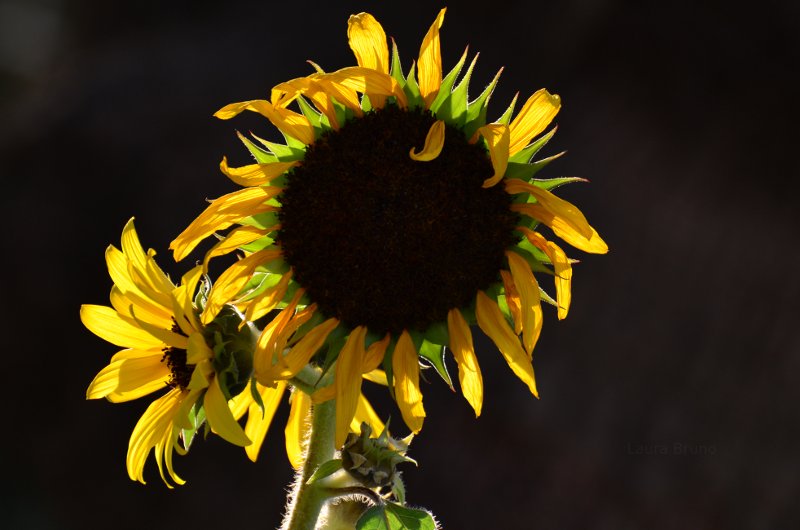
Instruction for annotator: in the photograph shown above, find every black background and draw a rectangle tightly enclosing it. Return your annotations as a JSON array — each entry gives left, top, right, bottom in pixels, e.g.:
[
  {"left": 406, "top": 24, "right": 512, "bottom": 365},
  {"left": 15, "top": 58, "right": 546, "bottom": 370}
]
[{"left": 2, "top": 0, "right": 799, "bottom": 528}]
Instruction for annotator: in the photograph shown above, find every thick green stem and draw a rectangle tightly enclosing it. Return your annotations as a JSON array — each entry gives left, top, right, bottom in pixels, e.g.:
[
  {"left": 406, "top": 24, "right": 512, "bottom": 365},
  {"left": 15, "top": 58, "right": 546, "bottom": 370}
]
[{"left": 283, "top": 386, "right": 336, "bottom": 530}]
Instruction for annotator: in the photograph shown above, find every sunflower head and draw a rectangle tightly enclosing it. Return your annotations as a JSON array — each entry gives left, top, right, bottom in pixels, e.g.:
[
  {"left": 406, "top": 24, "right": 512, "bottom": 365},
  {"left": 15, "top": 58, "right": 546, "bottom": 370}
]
[{"left": 169, "top": 8, "right": 608, "bottom": 450}]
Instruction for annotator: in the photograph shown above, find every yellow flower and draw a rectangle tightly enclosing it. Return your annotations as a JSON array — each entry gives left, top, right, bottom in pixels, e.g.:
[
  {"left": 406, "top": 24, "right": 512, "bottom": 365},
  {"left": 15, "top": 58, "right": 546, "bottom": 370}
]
[
  {"left": 82, "top": 219, "right": 256, "bottom": 486},
  {"left": 169, "top": 9, "right": 607, "bottom": 446}
]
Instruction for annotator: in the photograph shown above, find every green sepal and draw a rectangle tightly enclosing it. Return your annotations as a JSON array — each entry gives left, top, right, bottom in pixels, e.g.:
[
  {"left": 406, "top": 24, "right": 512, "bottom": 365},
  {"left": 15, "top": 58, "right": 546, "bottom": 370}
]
[
  {"left": 296, "top": 96, "right": 326, "bottom": 137},
  {"left": 403, "top": 63, "right": 423, "bottom": 110},
  {"left": 429, "top": 48, "right": 469, "bottom": 114},
  {"left": 508, "top": 126, "right": 558, "bottom": 164},
  {"left": 391, "top": 474, "right": 406, "bottom": 505},
  {"left": 496, "top": 93, "right": 518, "bottom": 125},
  {"left": 418, "top": 339, "right": 453, "bottom": 390},
  {"left": 333, "top": 98, "right": 348, "bottom": 130},
  {"left": 181, "top": 400, "right": 207, "bottom": 452},
  {"left": 515, "top": 234, "right": 553, "bottom": 269},
  {"left": 362, "top": 94, "right": 374, "bottom": 113},
  {"left": 517, "top": 151, "right": 566, "bottom": 180},
  {"left": 239, "top": 211, "right": 279, "bottom": 230},
  {"left": 251, "top": 135, "right": 306, "bottom": 161},
  {"left": 530, "top": 175, "right": 588, "bottom": 191},
  {"left": 207, "top": 308, "right": 258, "bottom": 400},
  {"left": 390, "top": 40, "right": 406, "bottom": 86},
  {"left": 509, "top": 245, "right": 553, "bottom": 276},
  {"left": 463, "top": 68, "right": 501, "bottom": 139},
  {"left": 237, "top": 132, "right": 278, "bottom": 163},
  {"left": 193, "top": 275, "right": 210, "bottom": 312},
  {"left": 539, "top": 285, "right": 558, "bottom": 307},
  {"left": 485, "top": 283, "right": 514, "bottom": 326},
  {"left": 239, "top": 235, "right": 275, "bottom": 253},
  {"left": 249, "top": 376, "right": 265, "bottom": 417},
  {"left": 432, "top": 52, "right": 476, "bottom": 127},
  {"left": 356, "top": 503, "right": 436, "bottom": 530},
  {"left": 319, "top": 326, "right": 349, "bottom": 375},
  {"left": 305, "top": 459, "right": 343, "bottom": 485}
]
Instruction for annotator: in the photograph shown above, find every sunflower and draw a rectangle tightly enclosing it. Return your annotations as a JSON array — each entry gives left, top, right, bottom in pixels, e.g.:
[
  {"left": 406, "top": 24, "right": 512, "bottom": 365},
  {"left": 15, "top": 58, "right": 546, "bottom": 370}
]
[{"left": 170, "top": 8, "right": 607, "bottom": 449}]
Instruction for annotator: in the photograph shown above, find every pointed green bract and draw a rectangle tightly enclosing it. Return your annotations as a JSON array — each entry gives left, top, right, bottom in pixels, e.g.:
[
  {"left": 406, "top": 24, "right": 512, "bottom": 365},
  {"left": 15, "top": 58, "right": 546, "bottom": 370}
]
[
  {"left": 463, "top": 69, "right": 501, "bottom": 139},
  {"left": 508, "top": 125, "right": 558, "bottom": 163},
  {"left": 403, "top": 63, "right": 423, "bottom": 109},
  {"left": 429, "top": 48, "right": 469, "bottom": 113},
  {"left": 238, "top": 133, "right": 278, "bottom": 163},
  {"left": 418, "top": 339, "right": 453, "bottom": 390},
  {"left": 432, "top": 53, "right": 478, "bottom": 127}
]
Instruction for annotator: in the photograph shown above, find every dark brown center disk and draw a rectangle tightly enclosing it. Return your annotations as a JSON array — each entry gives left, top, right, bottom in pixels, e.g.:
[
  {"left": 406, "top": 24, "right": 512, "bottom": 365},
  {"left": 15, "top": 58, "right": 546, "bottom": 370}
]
[{"left": 277, "top": 106, "right": 517, "bottom": 335}]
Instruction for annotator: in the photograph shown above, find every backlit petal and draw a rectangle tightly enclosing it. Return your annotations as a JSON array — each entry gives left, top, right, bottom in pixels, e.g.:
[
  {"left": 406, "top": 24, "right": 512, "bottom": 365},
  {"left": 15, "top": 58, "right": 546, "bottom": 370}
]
[
  {"left": 506, "top": 252, "right": 543, "bottom": 357},
  {"left": 335, "top": 326, "right": 367, "bottom": 448},
  {"left": 285, "top": 388, "right": 311, "bottom": 469},
  {"left": 352, "top": 393, "right": 385, "bottom": 436},
  {"left": 219, "top": 156, "right": 297, "bottom": 187},
  {"left": 265, "top": 317, "right": 339, "bottom": 380},
  {"left": 418, "top": 8, "right": 446, "bottom": 107},
  {"left": 347, "top": 13, "right": 389, "bottom": 73},
  {"left": 499, "top": 270, "right": 523, "bottom": 335},
  {"left": 87, "top": 354, "right": 169, "bottom": 401},
  {"left": 205, "top": 377, "right": 251, "bottom": 447},
  {"left": 508, "top": 89, "right": 561, "bottom": 155},
  {"left": 214, "top": 99, "right": 315, "bottom": 145},
  {"left": 518, "top": 227, "right": 573, "bottom": 319},
  {"left": 170, "top": 187, "right": 279, "bottom": 262},
  {"left": 362, "top": 334, "right": 390, "bottom": 373},
  {"left": 475, "top": 291, "right": 538, "bottom": 397},
  {"left": 393, "top": 330, "right": 426, "bottom": 433},
  {"left": 447, "top": 309, "right": 483, "bottom": 417},
  {"left": 244, "top": 380, "right": 286, "bottom": 463},
  {"left": 80, "top": 304, "right": 163, "bottom": 349}
]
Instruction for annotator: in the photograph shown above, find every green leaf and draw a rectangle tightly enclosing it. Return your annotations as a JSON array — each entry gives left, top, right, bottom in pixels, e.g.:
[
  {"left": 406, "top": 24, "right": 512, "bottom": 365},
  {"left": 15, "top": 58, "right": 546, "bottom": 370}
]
[
  {"left": 417, "top": 340, "right": 452, "bottom": 389},
  {"left": 306, "top": 459, "right": 343, "bottom": 485},
  {"left": 429, "top": 48, "right": 468, "bottom": 113},
  {"left": 356, "top": 503, "right": 436, "bottom": 530},
  {"left": 433, "top": 53, "right": 477, "bottom": 127},
  {"left": 463, "top": 68, "right": 501, "bottom": 139},
  {"left": 508, "top": 126, "right": 558, "bottom": 163}
]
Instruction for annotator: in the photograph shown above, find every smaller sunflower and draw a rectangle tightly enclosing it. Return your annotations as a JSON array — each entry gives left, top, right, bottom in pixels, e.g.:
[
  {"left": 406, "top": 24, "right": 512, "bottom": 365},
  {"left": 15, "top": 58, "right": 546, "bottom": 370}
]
[{"left": 83, "top": 219, "right": 387, "bottom": 484}]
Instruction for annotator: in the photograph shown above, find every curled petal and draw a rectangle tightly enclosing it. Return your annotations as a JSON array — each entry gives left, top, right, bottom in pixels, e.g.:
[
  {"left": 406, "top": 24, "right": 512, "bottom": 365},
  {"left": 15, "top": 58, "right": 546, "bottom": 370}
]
[
  {"left": 477, "top": 123, "right": 510, "bottom": 187},
  {"left": 500, "top": 270, "right": 523, "bottom": 335},
  {"left": 409, "top": 120, "right": 445, "bottom": 161},
  {"left": 322, "top": 67, "right": 407, "bottom": 108},
  {"left": 393, "top": 330, "right": 426, "bottom": 434},
  {"left": 200, "top": 249, "right": 282, "bottom": 324},
  {"left": 447, "top": 309, "right": 484, "bottom": 417},
  {"left": 203, "top": 226, "right": 265, "bottom": 273},
  {"left": 418, "top": 8, "right": 446, "bottom": 107},
  {"left": 362, "top": 334, "right": 391, "bottom": 373},
  {"left": 264, "top": 317, "right": 339, "bottom": 380},
  {"left": 475, "top": 291, "right": 538, "bottom": 397},
  {"left": 214, "top": 99, "right": 314, "bottom": 145},
  {"left": 509, "top": 89, "right": 561, "bottom": 155},
  {"left": 219, "top": 156, "right": 297, "bottom": 187},
  {"left": 242, "top": 270, "right": 293, "bottom": 323}
]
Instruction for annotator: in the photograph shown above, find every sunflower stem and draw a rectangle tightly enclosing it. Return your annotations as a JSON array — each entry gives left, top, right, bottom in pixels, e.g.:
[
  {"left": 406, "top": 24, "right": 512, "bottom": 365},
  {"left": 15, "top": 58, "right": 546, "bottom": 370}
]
[{"left": 283, "top": 373, "right": 336, "bottom": 530}]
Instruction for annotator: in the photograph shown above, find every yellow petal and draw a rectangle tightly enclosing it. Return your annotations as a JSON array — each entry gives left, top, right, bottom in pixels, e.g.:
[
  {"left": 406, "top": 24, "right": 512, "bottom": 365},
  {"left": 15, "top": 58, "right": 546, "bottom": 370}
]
[
  {"left": 447, "top": 309, "right": 483, "bottom": 417},
  {"left": 362, "top": 334, "right": 390, "bottom": 373},
  {"left": 507, "top": 180, "right": 608, "bottom": 254},
  {"left": 120, "top": 220, "right": 175, "bottom": 298},
  {"left": 87, "top": 354, "right": 169, "bottom": 401},
  {"left": 362, "top": 369, "right": 388, "bottom": 386},
  {"left": 392, "top": 330, "right": 426, "bottom": 433},
  {"left": 518, "top": 227, "right": 573, "bottom": 319},
  {"left": 253, "top": 290, "right": 304, "bottom": 385},
  {"left": 127, "top": 388, "right": 187, "bottom": 486},
  {"left": 204, "top": 376, "right": 251, "bottom": 447},
  {"left": 214, "top": 99, "right": 315, "bottom": 145},
  {"left": 201, "top": 249, "right": 282, "bottom": 324},
  {"left": 311, "top": 383, "right": 335, "bottom": 404},
  {"left": 499, "top": 270, "right": 523, "bottom": 335},
  {"left": 347, "top": 13, "right": 389, "bottom": 73},
  {"left": 265, "top": 317, "right": 339, "bottom": 380},
  {"left": 170, "top": 187, "right": 279, "bottom": 262},
  {"left": 409, "top": 120, "right": 445, "bottom": 161},
  {"left": 321, "top": 67, "right": 407, "bottom": 109},
  {"left": 244, "top": 380, "right": 286, "bottom": 463},
  {"left": 418, "top": 8, "right": 446, "bottom": 107},
  {"left": 285, "top": 388, "right": 311, "bottom": 468},
  {"left": 506, "top": 252, "right": 543, "bottom": 357},
  {"left": 509, "top": 89, "right": 561, "bottom": 155},
  {"left": 352, "top": 393, "right": 384, "bottom": 436},
  {"left": 109, "top": 286, "right": 172, "bottom": 330},
  {"left": 272, "top": 76, "right": 342, "bottom": 129},
  {"left": 477, "top": 123, "right": 510, "bottom": 188},
  {"left": 105, "top": 246, "right": 172, "bottom": 318},
  {"left": 80, "top": 304, "right": 164, "bottom": 349},
  {"left": 475, "top": 291, "right": 538, "bottom": 397},
  {"left": 186, "top": 332, "right": 214, "bottom": 365},
  {"left": 219, "top": 156, "right": 297, "bottom": 187},
  {"left": 171, "top": 265, "right": 203, "bottom": 335},
  {"left": 335, "top": 326, "right": 367, "bottom": 448}
]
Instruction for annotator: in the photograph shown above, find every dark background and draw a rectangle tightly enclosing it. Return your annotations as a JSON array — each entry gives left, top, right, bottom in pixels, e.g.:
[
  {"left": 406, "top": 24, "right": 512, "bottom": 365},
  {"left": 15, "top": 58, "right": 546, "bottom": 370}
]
[{"left": 3, "top": 0, "right": 799, "bottom": 528}]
